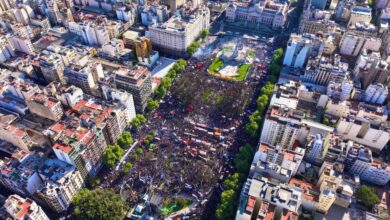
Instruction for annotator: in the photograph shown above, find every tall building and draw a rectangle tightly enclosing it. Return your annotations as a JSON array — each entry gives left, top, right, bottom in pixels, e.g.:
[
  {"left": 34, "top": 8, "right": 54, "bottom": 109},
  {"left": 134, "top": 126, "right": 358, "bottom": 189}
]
[
  {"left": 35, "top": 159, "right": 83, "bottom": 213},
  {"left": 348, "top": 7, "right": 372, "bottom": 27},
  {"left": 336, "top": 116, "right": 390, "bottom": 152},
  {"left": 306, "top": 134, "right": 324, "bottom": 164},
  {"left": 317, "top": 189, "right": 336, "bottom": 214},
  {"left": 26, "top": 92, "right": 64, "bottom": 121},
  {"left": 283, "top": 33, "right": 323, "bottom": 68},
  {"left": 364, "top": 83, "right": 388, "bottom": 104},
  {"left": 114, "top": 66, "right": 152, "bottom": 113},
  {"left": 236, "top": 176, "right": 303, "bottom": 219},
  {"left": 340, "top": 31, "right": 381, "bottom": 57},
  {"left": 252, "top": 143, "right": 305, "bottom": 182},
  {"left": 0, "top": 118, "right": 34, "bottom": 151},
  {"left": 149, "top": 7, "right": 210, "bottom": 56},
  {"left": 0, "top": 35, "right": 15, "bottom": 62},
  {"left": 3, "top": 194, "right": 49, "bottom": 220},
  {"left": 303, "top": 54, "right": 349, "bottom": 86},
  {"left": 326, "top": 80, "right": 353, "bottom": 101},
  {"left": 299, "top": 8, "right": 337, "bottom": 35},
  {"left": 45, "top": 0, "right": 63, "bottom": 25},
  {"left": 38, "top": 52, "right": 66, "bottom": 84}
]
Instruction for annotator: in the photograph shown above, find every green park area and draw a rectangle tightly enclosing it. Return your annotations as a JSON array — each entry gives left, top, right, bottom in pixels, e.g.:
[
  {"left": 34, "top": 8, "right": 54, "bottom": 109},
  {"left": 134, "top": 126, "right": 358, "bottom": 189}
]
[
  {"left": 160, "top": 197, "right": 192, "bottom": 215},
  {"left": 235, "top": 64, "right": 250, "bottom": 81},
  {"left": 208, "top": 56, "right": 224, "bottom": 74}
]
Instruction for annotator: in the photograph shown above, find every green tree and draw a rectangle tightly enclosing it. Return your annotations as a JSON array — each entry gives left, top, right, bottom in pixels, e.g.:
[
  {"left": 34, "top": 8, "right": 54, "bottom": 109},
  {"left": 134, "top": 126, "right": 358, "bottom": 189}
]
[
  {"left": 245, "top": 120, "right": 259, "bottom": 138},
  {"left": 122, "top": 162, "right": 133, "bottom": 173},
  {"left": 136, "top": 148, "right": 143, "bottom": 155},
  {"left": 256, "top": 95, "right": 269, "bottom": 112},
  {"left": 355, "top": 185, "right": 380, "bottom": 208},
  {"left": 187, "top": 41, "right": 200, "bottom": 56},
  {"left": 200, "top": 29, "right": 209, "bottom": 39},
  {"left": 155, "top": 86, "right": 167, "bottom": 99},
  {"left": 167, "top": 69, "right": 177, "bottom": 78},
  {"left": 161, "top": 77, "right": 173, "bottom": 90},
  {"left": 223, "top": 173, "right": 240, "bottom": 191},
  {"left": 177, "top": 59, "right": 187, "bottom": 67},
  {"left": 173, "top": 63, "right": 185, "bottom": 73},
  {"left": 72, "top": 189, "right": 126, "bottom": 220},
  {"left": 269, "top": 62, "right": 281, "bottom": 76},
  {"left": 235, "top": 144, "right": 254, "bottom": 174},
  {"left": 147, "top": 99, "right": 160, "bottom": 112},
  {"left": 130, "top": 115, "right": 146, "bottom": 129},
  {"left": 261, "top": 82, "right": 275, "bottom": 96},
  {"left": 117, "top": 131, "right": 133, "bottom": 148},
  {"left": 88, "top": 177, "right": 101, "bottom": 188},
  {"left": 103, "top": 144, "right": 124, "bottom": 167},
  {"left": 216, "top": 189, "right": 237, "bottom": 220}
]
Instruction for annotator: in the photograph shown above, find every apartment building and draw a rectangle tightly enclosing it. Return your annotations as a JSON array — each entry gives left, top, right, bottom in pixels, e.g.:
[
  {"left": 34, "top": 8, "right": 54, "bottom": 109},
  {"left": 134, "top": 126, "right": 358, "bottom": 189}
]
[
  {"left": 364, "top": 83, "right": 388, "bottom": 104},
  {"left": 38, "top": 52, "right": 66, "bottom": 84},
  {"left": 3, "top": 194, "right": 49, "bottom": 220},
  {"left": 260, "top": 107, "right": 302, "bottom": 149},
  {"left": 340, "top": 24, "right": 381, "bottom": 56},
  {"left": 299, "top": 8, "right": 337, "bottom": 35},
  {"left": 336, "top": 117, "right": 390, "bottom": 152},
  {"left": 114, "top": 66, "right": 152, "bottom": 113},
  {"left": 252, "top": 143, "right": 305, "bottom": 182},
  {"left": 283, "top": 33, "right": 324, "bottom": 68},
  {"left": 0, "top": 117, "right": 34, "bottom": 151},
  {"left": 35, "top": 159, "right": 83, "bottom": 213},
  {"left": 348, "top": 7, "right": 372, "bottom": 27},
  {"left": 149, "top": 7, "right": 210, "bottom": 55},
  {"left": 236, "top": 176, "right": 303, "bottom": 219},
  {"left": 303, "top": 54, "right": 349, "bottom": 86},
  {"left": 326, "top": 80, "right": 353, "bottom": 101},
  {"left": 26, "top": 92, "right": 64, "bottom": 121}
]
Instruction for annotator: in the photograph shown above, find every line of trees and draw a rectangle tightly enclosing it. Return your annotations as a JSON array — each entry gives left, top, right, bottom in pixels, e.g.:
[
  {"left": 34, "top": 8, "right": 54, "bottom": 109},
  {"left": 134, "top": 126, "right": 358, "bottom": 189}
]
[
  {"left": 187, "top": 29, "right": 208, "bottom": 56},
  {"left": 216, "top": 144, "right": 254, "bottom": 219},
  {"left": 147, "top": 59, "right": 187, "bottom": 112},
  {"left": 245, "top": 48, "right": 283, "bottom": 138},
  {"left": 72, "top": 189, "right": 126, "bottom": 220},
  {"left": 215, "top": 48, "right": 284, "bottom": 219}
]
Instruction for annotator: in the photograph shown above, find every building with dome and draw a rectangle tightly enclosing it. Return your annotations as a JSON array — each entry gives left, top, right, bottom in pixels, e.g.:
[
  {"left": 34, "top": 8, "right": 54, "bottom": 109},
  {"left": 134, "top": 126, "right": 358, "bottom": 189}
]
[{"left": 226, "top": 0, "right": 288, "bottom": 29}]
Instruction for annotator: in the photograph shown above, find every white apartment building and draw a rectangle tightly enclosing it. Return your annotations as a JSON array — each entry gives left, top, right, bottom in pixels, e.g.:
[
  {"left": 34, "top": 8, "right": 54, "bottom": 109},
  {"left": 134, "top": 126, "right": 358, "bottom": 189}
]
[
  {"left": 0, "top": 35, "right": 15, "bottom": 62},
  {"left": 364, "top": 83, "right": 388, "bottom": 104},
  {"left": 340, "top": 33, "right": 382, "bottom": 56},
  {"left": 283, "top": 33, "right": 323, "bottom": 68},
  {"left": 361, "top": 164, "right": 390, "bottom": 185},
  {"left": 261, "top": 116, "right": 301, "bottom": 149},
  {"left": 8, "top": 34, "right": 34, "bottom": 55},
  {"left": 102, "top": 85, "right": 136, "bottom": 123},
  {"left": 306, "top": 134, "right": 324, "bottom": 164},
  {"left": 348, "top": 7, "right": 372, "bottom": 26},
  {"left": 326, "top": 80, "right": 353, "bottom": 101},
  {"left": 251, "top": 143, "right": 305, "bottom": 183},
  {"left": 336, "top": 117, "right": 390, "bottom": 152},
  {"left": 149, "top": 7, "right": 210, "bottom": 55},
  {"left": 116, "top": 6, "right": 136, "bottom": 24},
  {"left": 4, "top": 194, "right": 49, "bottom": 220},
  {"left": 303, "top": 55, "right": 349, "bottom": 86},
  {"left": 68, "top": 19, "right": 111, "bottom": 46},
  {"left": 36, "top": 159, "right": 83, "bottom": 213}
]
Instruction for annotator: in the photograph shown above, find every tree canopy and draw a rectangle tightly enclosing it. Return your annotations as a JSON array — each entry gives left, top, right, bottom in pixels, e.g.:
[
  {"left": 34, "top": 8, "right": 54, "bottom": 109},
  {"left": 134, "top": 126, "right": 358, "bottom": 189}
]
[
  {"left": 200, "top": 29, "right": 209, "bottom": 39},
  {"left": 130, "top": 114, "right": 146, "bottom": 129},
  {"left": 103, "top": 144, "right": 124, "bottom": 167},
  {"left": 147, "top": 98, "right": 160, "bottom": 112},
  {"left": 355, "top": 185, "right": 380, "bottom": 208},
  {"left": 117, "top": 131, "right": 133, "bottom": 148},
  {"left": 72, "top": 189, "right": 126, "bottom": 220}
]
